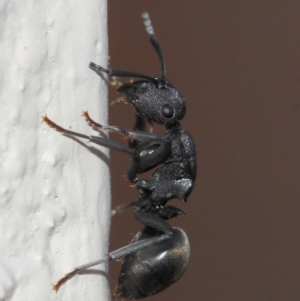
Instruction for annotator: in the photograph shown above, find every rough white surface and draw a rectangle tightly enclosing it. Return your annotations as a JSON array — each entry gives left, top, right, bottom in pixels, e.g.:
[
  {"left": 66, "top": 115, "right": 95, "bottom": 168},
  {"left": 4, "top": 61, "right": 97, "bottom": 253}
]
[{"left": 0, "top": 1, "right": 110, "bottom": 300}]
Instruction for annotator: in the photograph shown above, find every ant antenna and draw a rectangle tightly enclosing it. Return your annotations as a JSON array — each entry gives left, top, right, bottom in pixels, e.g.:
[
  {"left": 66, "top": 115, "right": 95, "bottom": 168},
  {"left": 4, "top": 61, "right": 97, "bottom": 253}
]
[
  {"left": 89, "top": 63, "right": 156, "bottom": 81},
  {"left": 142, "top": 12, "right": 166, "bottom": 79},
  {"left": 90, "top": 13, "right": 166, "bottom": 82}
]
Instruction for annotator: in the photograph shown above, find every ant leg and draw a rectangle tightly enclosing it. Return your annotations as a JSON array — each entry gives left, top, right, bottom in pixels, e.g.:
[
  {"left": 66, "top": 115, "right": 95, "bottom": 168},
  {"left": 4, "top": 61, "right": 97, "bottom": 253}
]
[
  {"left": 126, "top": 138, "right": 172, "bottom": 183},
  {"left": 129, "top": 113, "right": 147, "bottom": 149},
  {"left": 80, "top": 111, "right": 103, "bottom": 134},
  {"left": 158, "top": 206, "right": 185, "bottom": 220},
  {"left": 42, "top": 116, "right": 134, "bottom": 155},
  {"left": 111, "top": 201, "right": 136, "bottom": 216},
  {"left": 89, "top": 62, "right": 155, "bottom": 81},
  {"left": 82, "top": 111, "right": 162, "bottom": 143},
  {"left": 53, "top": 256, "right": 110, "bottom": 292},
  {"left": 89, "top": 136, "right": 135, "bottom": 154},
  {"left": 53, "top": 213, "right": 172, "bottom": 292},
  {"left": 43, "top": 116, "right": 169, "bottom": 183},
  {"left": 108, "top": 212, "right": 173, "bottom": 262},
  {"left": 42, "top": 116, "right": 91, "bottom": 139},
  {"left": 81, "top": 112, "right": 171, "bottom": 179},
  {"left": 102, "top": 126, "right": 162, "bottom": 142},
  {"left": 131, "top": 112, "right": 153, "bottom": 134},
  {"left": 132, "top": 113, "right": 147, "bottom": 132},
  {"left": 134, "top": 211, "right": 173, "bottom": 235},
  {"left": 53, "top": 231, "right": 171, "bottom": 292},
  {"left": 134, "top": 179, "right": 151, "bottom": 192}
]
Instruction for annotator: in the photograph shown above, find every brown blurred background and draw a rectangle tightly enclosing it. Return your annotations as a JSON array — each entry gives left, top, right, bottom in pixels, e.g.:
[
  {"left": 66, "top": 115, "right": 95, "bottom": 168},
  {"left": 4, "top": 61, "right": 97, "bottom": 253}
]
[{"left": 106, "top": 1, "right": 300, "bottom": 301}]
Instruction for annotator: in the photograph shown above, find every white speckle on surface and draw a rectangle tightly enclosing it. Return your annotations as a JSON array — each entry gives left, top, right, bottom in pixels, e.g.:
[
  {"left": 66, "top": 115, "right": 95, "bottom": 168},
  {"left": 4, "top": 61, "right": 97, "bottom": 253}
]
[{"left": 0, "top": 1, "right": 110, "bottom": 301}]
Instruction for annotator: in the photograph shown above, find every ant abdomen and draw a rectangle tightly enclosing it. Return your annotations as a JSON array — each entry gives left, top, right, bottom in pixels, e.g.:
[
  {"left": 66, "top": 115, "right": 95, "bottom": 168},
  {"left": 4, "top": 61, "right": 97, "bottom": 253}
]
[{"left": 115, "top": 227, "right": 190, "bottom": 299}]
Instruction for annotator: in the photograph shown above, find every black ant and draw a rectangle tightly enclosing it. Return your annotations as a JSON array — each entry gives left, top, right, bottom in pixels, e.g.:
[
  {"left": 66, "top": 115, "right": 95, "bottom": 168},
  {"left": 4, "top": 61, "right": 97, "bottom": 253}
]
[{"left": 43, "top": 12, "right": 197, "bottom": 299}]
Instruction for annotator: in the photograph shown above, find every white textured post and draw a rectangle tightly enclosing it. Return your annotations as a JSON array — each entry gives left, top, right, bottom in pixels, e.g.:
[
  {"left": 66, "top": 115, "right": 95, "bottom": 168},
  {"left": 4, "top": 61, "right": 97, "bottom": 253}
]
[{"left": 0, "top": 1, "right": 110, "bottom": 301}]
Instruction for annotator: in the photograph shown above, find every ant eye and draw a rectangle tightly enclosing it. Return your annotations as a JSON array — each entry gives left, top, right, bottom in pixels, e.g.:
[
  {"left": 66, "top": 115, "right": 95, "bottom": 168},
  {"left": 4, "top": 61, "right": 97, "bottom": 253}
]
[
  {"left": 135, "top": 82, "right": 149, "bottom": 94},
  {"left": 161, "top": 104, "right": 174, "bottom": 118},
  {"left": 140, "top": 82, "right": 147, "bottom": 88}
]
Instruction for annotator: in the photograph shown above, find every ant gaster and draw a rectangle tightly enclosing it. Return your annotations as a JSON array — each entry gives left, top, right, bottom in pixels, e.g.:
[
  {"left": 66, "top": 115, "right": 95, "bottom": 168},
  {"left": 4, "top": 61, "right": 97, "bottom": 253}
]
[{"left": 43, "top": 12, "right": 197, "bottom": 299}]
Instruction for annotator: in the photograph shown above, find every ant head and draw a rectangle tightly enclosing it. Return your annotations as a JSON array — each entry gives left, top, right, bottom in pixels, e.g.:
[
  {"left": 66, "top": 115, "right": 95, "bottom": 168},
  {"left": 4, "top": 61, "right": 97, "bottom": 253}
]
[
  {"left": 89, "top": 13, "right": 186, "bottom": 127},
  {"left": 117, "top": 79, "right": 186, "bottom": 127}
]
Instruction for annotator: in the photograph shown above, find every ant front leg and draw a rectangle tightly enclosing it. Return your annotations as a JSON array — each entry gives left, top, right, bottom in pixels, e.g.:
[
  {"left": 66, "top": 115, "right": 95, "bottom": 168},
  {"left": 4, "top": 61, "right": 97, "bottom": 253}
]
[
  {"left": 43, "top": 116, "right": 170, "bottom": 184},
  {"left": 42, "top": 116, "right": 135, "bottom": 155},
  {"left": 83, "top": 111, "right": 162, "bottom": 143},
  {"left": 129, "top": 113, "right": 147, "bottom": 149},
  {"left": 132, "top": 113, "right": 147, "bottom": 132},
  {"left": 82, "top": 112, "right": 172, "bottom": 183}
]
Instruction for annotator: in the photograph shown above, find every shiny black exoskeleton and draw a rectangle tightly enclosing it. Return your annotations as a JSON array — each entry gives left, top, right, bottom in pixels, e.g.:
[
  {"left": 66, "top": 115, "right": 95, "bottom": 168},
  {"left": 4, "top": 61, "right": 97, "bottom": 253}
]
[
  {"left": 116, "top": 80, "right": 197, "bottom": 204},
  {"left": 45, "top": 12, "right": 196, "bottom": 300},
  {"left": 116, "top": 227, "right": 190, "bottom": 299}
]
